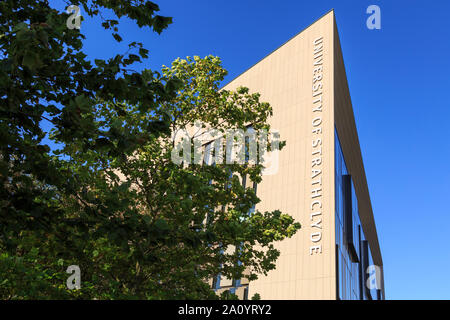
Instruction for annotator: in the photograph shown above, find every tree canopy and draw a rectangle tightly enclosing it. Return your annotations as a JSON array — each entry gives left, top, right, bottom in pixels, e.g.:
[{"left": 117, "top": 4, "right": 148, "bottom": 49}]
[{"left": 0, "top": 0, "right": 300, "bottom": 299}]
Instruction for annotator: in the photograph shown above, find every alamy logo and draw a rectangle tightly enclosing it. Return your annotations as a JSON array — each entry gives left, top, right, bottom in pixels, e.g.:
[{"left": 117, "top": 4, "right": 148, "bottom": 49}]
[
  {"left": 171, "top": 122, "right": 280, "bottom": 175},
  {"left": 366, "top": 265, "right": 382, "bottom": 290},
  {"left": 66, "top": 5, "right": 82, "bottom": 30},
  {"left": 366, "top": 5, "right": 381, "bottom": 30},
  {"left": 66, "top": 265, "right": 81, "bottom": 290}
]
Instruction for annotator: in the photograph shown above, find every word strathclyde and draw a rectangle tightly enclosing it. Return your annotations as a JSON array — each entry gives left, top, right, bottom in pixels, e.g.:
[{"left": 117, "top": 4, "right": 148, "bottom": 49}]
[{"left": 310, "top": 36, "right": 324, "bottom": 255}]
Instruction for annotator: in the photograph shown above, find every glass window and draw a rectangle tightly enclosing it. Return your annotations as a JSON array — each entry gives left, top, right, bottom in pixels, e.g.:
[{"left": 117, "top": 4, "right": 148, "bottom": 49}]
[{"left": 335, "top": 129, "right": 379, "bottom": 300}]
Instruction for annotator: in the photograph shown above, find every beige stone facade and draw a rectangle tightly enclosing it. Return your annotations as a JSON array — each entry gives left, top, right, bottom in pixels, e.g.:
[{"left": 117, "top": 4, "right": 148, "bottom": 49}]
[{"left": 219, "top": 10, "right": 384, "bottom": 300}]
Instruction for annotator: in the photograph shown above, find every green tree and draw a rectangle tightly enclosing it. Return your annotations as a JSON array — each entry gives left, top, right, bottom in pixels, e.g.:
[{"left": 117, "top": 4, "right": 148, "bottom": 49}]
[
  {"left": 0, "top": 1, "right": 300, "bottom": 299},
  {"left": 72, "top": 55, "right": 301, "bottom": 299}
]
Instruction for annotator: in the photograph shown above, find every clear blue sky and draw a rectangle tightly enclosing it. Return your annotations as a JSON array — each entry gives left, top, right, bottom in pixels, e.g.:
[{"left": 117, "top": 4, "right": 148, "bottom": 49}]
[{"left": 53, "top": 0, "right": 450, "bottom": 299}]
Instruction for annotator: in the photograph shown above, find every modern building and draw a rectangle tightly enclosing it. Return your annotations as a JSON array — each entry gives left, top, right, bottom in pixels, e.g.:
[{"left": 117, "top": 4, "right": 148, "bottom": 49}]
[{"left": 216, "top": 10, "right": 385, "bottom": 300}]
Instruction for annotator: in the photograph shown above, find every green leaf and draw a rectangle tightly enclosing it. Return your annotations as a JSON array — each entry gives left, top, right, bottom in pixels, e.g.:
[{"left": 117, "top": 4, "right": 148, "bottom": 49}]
[
  {"left": 12, "top": 22, "right": 27, "bottom": 32},
  {"left": 22, "top": 51, "right": 41, "bottom": 70},
  {"left": 139, "top": 48, "right": 149, "bottom": 59},
  {"left": 112, "top": 33, "right": 122, "bottom": 42},
  {"left": 154, "top": 219, "right": 170, "bottom": 231}
]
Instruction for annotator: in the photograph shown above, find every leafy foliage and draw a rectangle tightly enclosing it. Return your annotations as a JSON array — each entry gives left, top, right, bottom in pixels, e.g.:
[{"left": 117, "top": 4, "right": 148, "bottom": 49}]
[{"left": 0, "top": 1, "right": 300, "bottom": 299}]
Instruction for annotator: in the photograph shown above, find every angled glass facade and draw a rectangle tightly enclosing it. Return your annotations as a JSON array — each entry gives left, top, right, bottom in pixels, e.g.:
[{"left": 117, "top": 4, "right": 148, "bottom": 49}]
[{"left": 335, "top": 129, "right": 381, "bottom": 300}]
